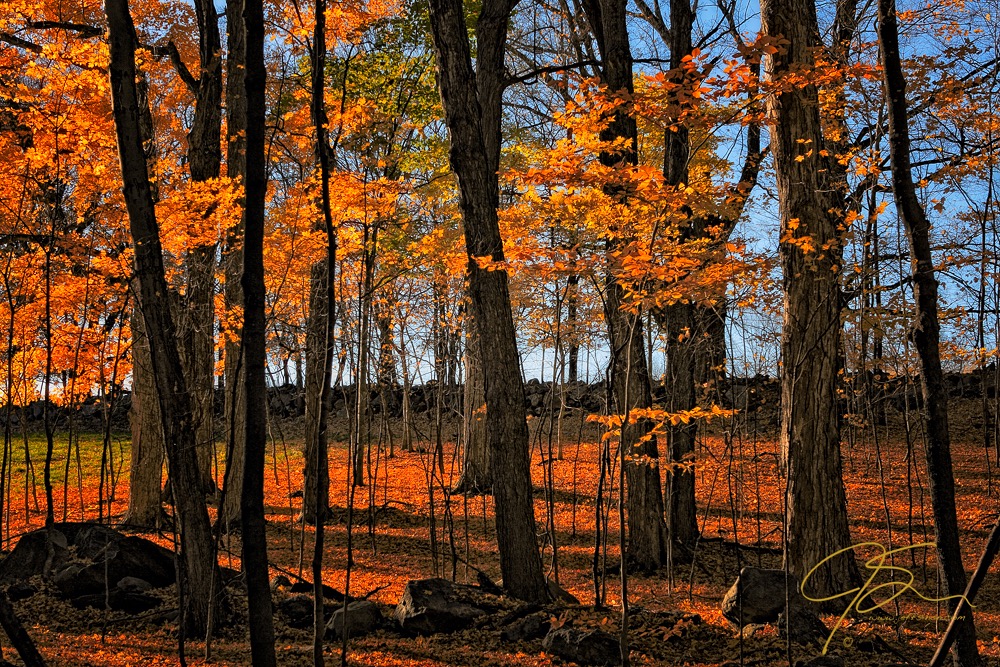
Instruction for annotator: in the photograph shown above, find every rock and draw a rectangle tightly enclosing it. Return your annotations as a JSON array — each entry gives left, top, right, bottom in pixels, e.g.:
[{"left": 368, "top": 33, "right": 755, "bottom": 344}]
[
  {"left": 326, "top": 600, "right": 382, "bottom": 640},
  {"left": 542, "top": 626, "right": 621, "bottom": 666},
  {"left": 71, "top": 590, "right": 161, "bottom": 614},
  {"left": 500, "top": 611, "right": 551, "bottom": 642},
  {"left": 289, "top": 581, "right": 345, "bottom": 601},
  {"left": 0, "top": 523, "right": 175, "bottom": 600},
  {"left": 475, "top": 571, "right": 503, "bottom": 596},
  {"left": 547, "top": 579, "right": 579, "bottom": 605},
  {"left": 394, "top": 578, "right": 490, "bottom": 635},
  {"left": 53, "top": 563, "right": 85, "bottom": 589},
  {"left": 277, "top": 594, "right": 314, "bottom": 629},
  {"left": 5, "top": 581, "right": 37, "bottom": 601},
  {"left": 721, "top": 567, "right": 805, "bottom": 625},
  {"left": 0, "top": 527, "right": 72, "bottom": 583},
  {"left": 117, "top": 577, "right": 152, "bottom": 593},
  {"left": 778, "top": 606, "right": 829, "bottom": 645}
]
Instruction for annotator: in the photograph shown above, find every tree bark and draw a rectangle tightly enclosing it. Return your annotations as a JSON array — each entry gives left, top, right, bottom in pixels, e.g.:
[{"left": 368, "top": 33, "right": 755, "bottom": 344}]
[
  {"left": 658, "top": 0, "right": 700, "bottom": 552},
  {"left": 761, "top": 0, "right": 861, "bottom": 599},
  {"left": 308, "top": 0, "right": 336, "bottom": 661},
  {"left": 302, "top": 258, "right": 331, "bottom": 524},
  {"left": 239, "top": 0, "right": 277, "bottom": 659},
  {"left": 126, "top": 307, "right": 165, "bottom": 527},
  {"left": 454, "top": 322, "right": 490, "bottom": 494},
  {"left": 581, "top": 0, "right": 669, "bottom": 572},
  {"left": 125, "top": 72, "right": 165, "bottom": 528},
  {"left": 220, "top": 0, "right": 248, "bottom": 527},
  {"left": 878, "top": 1, "right": 980, "bottom": 663},
  {"left": 427, "top": 0, "right": 549, "bottom": 603},
  {"left": 181, "top": 0, "right": 223, "bottom": 494},
  {"left": 104, "top": 0, "right": 218, "bottom": 634}
]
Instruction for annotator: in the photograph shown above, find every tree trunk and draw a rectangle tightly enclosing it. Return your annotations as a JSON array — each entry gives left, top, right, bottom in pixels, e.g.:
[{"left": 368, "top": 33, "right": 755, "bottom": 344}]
[
  {"left": 104, "top": 0, "right": 219, "bottom": 634},
  {"left": 878, "top": 1, "right": 980, "bottom": 663},
  {"left": 581, "top": 0, "right": 669, "bottom": 572},
  {"left": 302, "top": 258, "right": 331, "bottom": 525},
  {"left": 399, "top": 320, "right": 414, "bottom": 452},
  {"left": 126, "top": 307, "right": 164, "bottom": 527},
  {"left": 179, "top": 247, "right": 216, "bottom": 494},
  {"left": 658, "top": 0, "right": 699, "bottom": 553},
  {"left": 566, "top": 272, "right": 580, "bottom": 383},
  {"left": 454, "top": 322, "right": 490, "bottom": 494},
  {"left": 220, "top": 0, "right": 248, "bottom": 527},
  {"left": 239, "top": 0, "right": 278, "bottom": 659},
  {"left": 427, "top": 0, "right": 549, "bottom": 603},
  {"left": 125, "top": 71, "right": 164, "bottom": 528},
  {"left": 761, "top": 0, "right": 861, "bottom": 599},
  {"left": 0, "top": 589, "right": 46, "bottom": 667},
  {"left": 181, "top": 0, "right": 223, "bottom": 495}
]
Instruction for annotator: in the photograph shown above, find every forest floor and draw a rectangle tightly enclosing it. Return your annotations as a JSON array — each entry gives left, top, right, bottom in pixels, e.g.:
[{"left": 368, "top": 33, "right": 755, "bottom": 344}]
[{"left": 1, "top": 399, "right": 1000, "bottom": 666}]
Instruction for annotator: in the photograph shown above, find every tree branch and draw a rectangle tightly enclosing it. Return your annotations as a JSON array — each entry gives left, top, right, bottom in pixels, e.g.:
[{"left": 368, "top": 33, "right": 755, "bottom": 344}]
[
  {"left": 164, "top": 40, "right": 199, "bottom": 94},
  {"left": 0, "top": 32, "right": 42, "bottom": 53},
  {"left": 504, "top": 59, "right": 599, "bottom": 87},
  {"left": 26, "top": 21, "right": 102, "bottom": 38}
]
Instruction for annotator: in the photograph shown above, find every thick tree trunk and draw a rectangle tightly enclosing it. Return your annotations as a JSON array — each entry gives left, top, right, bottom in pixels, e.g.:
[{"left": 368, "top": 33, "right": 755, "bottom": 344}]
[
  {"left": 104, "top": 0, "right": 218, "bottom": 634},
  {"left": 302, "top": 257, "right": 331, "bottom": 524},
  {"left": 179, "top": 247, "right": 217, "bottom": 494},
  {"left": 182, "top": 0, "right": 223, "bottom": 494},
  {"left": 606, "top": 282, "right": 668, "bottom": 571},
  {"left": 220, "top": 0, "right": 248, "bottom": 527},
  {"left": 0, "top": 589, "right": 46, "bottom": 667},
  {"left": 454, "top": 323, "right": 490, "bottom": 494},
  {"left": 878, "top": 1, "right": 980, "bottom": 663},
  {"left": 126, "top": 72, "right": 164, "bottom": 528},
  {"left": 761, "top": 0, "right": 861, "bottom": 599},
  {"left": 658, "top": 0, "right": 699, "bottom": 553},
  {"left": 239, "top": 0, "right": 278, "bottom": 659},
  {"left": 126, "top": 307, "right": 164, "bottom": 527},
  {"left": 427, "top": 0, "right": 549, "bottom": 603},
  {"left": 581, "top": 0, "right": 668, "bottom": 572}
]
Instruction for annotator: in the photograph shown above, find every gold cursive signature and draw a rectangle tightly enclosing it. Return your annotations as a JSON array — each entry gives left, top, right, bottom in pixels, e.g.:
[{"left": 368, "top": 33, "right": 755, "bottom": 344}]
[{"left": 801, "top": 542, "right": 974, "bottom": 655}]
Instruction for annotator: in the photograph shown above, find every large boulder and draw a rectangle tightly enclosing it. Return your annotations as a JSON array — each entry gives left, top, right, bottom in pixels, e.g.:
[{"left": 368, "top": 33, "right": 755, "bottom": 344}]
[
  {"left": 326, "top": 600, "right": 382, "bottom": 640},
  {"left": 0, "top": 523, "right": 175, "bottom": 610},
  {"left": 778, "top": 607, "right": 829, "bottom": 646},
  {"left": 542, "top": 626, "right": 621, "bottom": 666},
  {"left": 71, "top": 590, "right": 161, "bottom": 614},
  {"left": 394, "top": 578, "right": 491, "bottom": 635},
  {"left": 500, "top": 611, "right": 551, "bottom": 642},
  {"left": 721, "top": 567, "right": 806, "bottom": 625},
  {"left": 277, "top": 594, "right": 315, "bottom": 629}
]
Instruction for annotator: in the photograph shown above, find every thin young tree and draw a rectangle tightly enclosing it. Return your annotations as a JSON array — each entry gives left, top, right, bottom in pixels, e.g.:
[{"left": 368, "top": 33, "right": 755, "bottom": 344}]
[
  {"left": 308, "top": 0, "right": 338, "bottom": 660},
  {"left": 878, "top": 0, "right": 981, "bottom": 663}
]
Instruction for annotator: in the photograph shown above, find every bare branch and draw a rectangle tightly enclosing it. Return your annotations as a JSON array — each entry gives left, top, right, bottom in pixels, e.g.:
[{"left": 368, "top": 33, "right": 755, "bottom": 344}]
[
  {"left": 0, "top": 32, "right": 42, "bottom": 53},
  {"left": 26, "top": 21, "right": 102, "bottom": 38},
  {"left": 164, "top": 40, "right": 198, "bottom": 94},
  {"left": 504, "top": 59, "right": 598, "bottom": 87}
]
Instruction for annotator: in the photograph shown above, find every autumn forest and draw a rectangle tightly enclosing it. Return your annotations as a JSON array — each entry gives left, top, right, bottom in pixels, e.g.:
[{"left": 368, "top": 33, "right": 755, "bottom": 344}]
[{"left": 0, "top": 0, "right": 999, "bottom": 665}]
